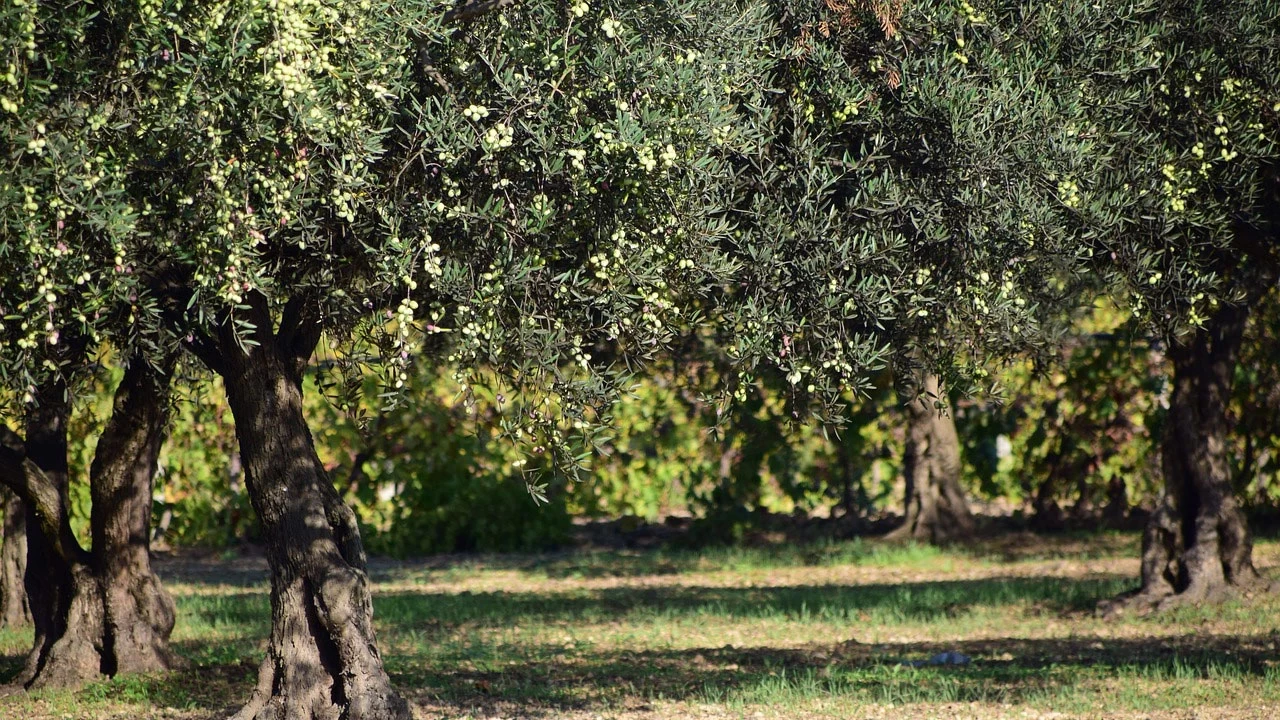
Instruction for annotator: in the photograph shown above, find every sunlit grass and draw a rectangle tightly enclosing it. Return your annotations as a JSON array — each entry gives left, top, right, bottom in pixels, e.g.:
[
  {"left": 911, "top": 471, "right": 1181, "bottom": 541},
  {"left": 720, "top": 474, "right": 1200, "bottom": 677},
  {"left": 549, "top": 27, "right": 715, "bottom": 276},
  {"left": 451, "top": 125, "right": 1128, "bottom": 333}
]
[{"left": 1, "top": 532, "right": 1278, "bottom": 718}]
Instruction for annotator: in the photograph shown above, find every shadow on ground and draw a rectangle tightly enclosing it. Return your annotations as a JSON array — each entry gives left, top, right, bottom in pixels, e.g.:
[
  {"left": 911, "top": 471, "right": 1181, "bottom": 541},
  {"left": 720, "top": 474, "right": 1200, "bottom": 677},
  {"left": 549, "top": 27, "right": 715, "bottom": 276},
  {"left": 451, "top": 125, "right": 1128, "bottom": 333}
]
[
  {"left": 390, "top": 631, "right": 1280, "bottom": 715},
  {"left": 161, "top": 574, "right": 1137, "bottom": 637},
  {"left": 4, "top": 567, "right": 1276, "bottom": 718},
  {"left": 371, "top": 575, "right": 1137, "bottom": 628},
  {"left": 3, "top": 629, "right": 1274, "bottom": 719},
  {"left": 145, "top": 530, "right": 1151, "bottom": 584}
]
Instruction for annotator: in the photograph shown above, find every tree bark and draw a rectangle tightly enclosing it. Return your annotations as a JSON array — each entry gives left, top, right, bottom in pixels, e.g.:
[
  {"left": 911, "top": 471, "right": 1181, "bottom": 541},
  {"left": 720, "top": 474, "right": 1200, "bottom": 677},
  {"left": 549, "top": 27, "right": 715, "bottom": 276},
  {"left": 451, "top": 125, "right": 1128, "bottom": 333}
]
[
  {"left": 90, "top": 357, "right": 179, "bottom": 675},
  {"left": 1101, "top": 299, "right": 1271, "bottom": 615},
  {"left": 204, "top": 301, "right": 408, "bottom": 720},
  {"left": 1, "top": 385, "right": 104, "bottom": 688},
  {"left": 0, "top": 486, "right": 29, "bottom": 627},
  {"left": 887, "top": 375, "right": 975, "bottom": 544},
  {"left": 0, "top": 359, "right": 178, "bottom": 689}
]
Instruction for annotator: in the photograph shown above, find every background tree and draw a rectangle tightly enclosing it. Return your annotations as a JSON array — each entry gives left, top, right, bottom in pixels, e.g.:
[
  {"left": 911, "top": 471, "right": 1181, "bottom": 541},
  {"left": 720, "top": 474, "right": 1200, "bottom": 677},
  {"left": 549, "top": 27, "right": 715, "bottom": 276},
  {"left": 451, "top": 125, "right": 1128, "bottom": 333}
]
[
  {"left": 886, "top": 374, "right": 974, "bottom": 542},
  {"left": 1060, "top": 0, "right": 1280, "bottom": 612},
  {"left": 0, "top": 0, "right": 179, "bottom": 688},
  {"left": 1231, "top": 288, "right": 1280, "bottom": 510},
  {"left": 701, "top": 0, "right": 1117, "bottom": 546},
  {"left": 789, "top": 0, "right": 1279, "bottom": 577},
  {"left": 952, "top": 300, "right": 1168, "bottom": 532}
]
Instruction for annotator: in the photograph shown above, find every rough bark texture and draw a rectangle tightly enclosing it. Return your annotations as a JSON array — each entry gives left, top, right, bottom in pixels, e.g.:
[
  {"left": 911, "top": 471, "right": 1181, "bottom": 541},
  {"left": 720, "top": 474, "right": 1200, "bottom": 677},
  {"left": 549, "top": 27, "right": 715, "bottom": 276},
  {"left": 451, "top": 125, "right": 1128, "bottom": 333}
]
[
  {"left": 0, "top": 387, "right": 105, "bottom": 689},
  {"left": 90, "top": 358, "right": 179, "bottom": 675},
  {"left": 0, "top": 486, "right": 29, "bottom": 627},
  {"left": 888, "top": 375, "right": 975, "bottom": 544},
  {"left": 1101, "top": 300, "right": 1271, "bottom": 616},
  {"left": 206, "top": 300, "right": 408, "bottom": 720},
  {"left": 0, "top": 360, "right": 177, "bottom": 689}
]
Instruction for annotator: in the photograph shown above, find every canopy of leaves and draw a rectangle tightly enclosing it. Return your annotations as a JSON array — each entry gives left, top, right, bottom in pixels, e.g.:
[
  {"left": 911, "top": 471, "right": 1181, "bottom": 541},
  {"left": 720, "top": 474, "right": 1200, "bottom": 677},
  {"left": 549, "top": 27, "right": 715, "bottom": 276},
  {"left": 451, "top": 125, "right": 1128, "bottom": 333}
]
[
  {"left": 1066, "top": 0, "right": 1280, "bottom": 330},
  {"left": 6, "top": 0, "right": 1275, "bottom": 482}
]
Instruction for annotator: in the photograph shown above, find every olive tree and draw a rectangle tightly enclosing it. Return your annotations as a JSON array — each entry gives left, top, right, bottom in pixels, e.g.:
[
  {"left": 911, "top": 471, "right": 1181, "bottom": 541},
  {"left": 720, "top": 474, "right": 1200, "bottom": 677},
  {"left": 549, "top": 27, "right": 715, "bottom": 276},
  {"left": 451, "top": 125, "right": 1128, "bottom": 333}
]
[
  {"left": 0, "top": 0, "right": 179, "bottom": 687},
  {"left": 768, "top": 0, "right": 1278, "bottom": 567},
  {"left": 97, "top": 0, "right": 770, "bottom": 716},
  {"left": 1070, "top": 0, "right": 1280, "bottom": 612},
  {"left": 847, "top": 0, "right": 1280, "bottom": 598},
  {"left": 704, "top": 0, "right": 1106, "bottom": 542},
  {"left": 103, "top": 0, "right": 1075, "bottom": 711}
]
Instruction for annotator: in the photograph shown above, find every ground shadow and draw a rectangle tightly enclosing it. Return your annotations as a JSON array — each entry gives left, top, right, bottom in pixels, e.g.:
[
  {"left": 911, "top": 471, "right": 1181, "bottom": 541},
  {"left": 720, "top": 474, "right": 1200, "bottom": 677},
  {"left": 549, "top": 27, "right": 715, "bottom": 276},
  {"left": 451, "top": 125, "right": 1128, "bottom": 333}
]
[
  {"left": 5, "top": 561, "right": 1276, "bottom": 718},
  {"left": 4, "top": 628, "right": 1271, "bottom": 719},
  {"left": 368, "top": 575, "right": 1135, "bottom": 630},
  {"left": 150, "top": 530, "right": 1137, "bottom": 585},
  {"left": 389, "top": 631, "right": 1280, "bottom": 713}
]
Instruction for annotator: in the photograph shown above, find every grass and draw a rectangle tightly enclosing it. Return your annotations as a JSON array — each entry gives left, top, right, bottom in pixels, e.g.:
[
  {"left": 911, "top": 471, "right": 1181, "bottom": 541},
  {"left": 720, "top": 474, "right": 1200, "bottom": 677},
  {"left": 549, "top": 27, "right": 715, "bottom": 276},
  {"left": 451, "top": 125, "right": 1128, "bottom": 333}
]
[{"left": 2, "top": 532, "right": 1278, "bottom": 719}]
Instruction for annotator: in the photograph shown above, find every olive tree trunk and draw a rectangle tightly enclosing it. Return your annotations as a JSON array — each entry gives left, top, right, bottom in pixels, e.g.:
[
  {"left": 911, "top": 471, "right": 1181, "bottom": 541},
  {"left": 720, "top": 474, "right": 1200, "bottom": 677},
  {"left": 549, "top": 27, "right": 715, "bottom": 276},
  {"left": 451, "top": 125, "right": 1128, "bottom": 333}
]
[
  {"left": 90, "top": 358, "right": 179, "bottom": 675},
  {"left": 3, "top": 384, "right": 103, "bottom": 688},
  {"left": 0, "top": 487, "right": 29, "bottom": 627},
  {"left": 0, "top": 359, "right": 177, "bottom": 689},
  {"left": 1101, "top": 300, "right": 1270, "bottom": 615},
  {"left": 887, "top": 374, "right": 974, "bottom": 544},
  {"left": 197, "top": 297, "right": 409, "bottom": 720}
]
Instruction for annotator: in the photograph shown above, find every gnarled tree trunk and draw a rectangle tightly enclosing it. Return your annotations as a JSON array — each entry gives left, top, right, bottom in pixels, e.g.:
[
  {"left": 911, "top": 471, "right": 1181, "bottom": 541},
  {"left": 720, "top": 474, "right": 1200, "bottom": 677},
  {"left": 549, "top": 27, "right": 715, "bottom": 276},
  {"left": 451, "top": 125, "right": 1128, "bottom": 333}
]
[
  {"left": 14, "top": 383, "right": 103, "bottom": 688},
  {"left": 0, "top": 359, "right": 177, "bottom": 689},
  {"left": 200, "top": 298, "right": 408, "bottom": 720},
  {"left": 2, "top": 385, "right": 104, "bottom": 688},
  {"left": 90, "top": 358, "right": 179, "bottom": 675},
  {"left": 888, "top": 375, "right": 974, "bottom": 544},
  {"left": 0, "top": 487, "right": 29, "bottom": 627},
  {"left": 1101, "top": 299, "right": 1270, "bottom": 615}
]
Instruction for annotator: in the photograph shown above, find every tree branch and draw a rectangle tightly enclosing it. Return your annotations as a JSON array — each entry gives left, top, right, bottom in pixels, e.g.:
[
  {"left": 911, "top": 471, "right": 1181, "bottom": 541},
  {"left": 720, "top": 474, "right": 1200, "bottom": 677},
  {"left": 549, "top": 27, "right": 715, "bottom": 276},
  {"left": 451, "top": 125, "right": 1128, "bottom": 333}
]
[
  {"left": 278, "top": 295, "right": 323, "bottom": 377},
  {"left": 443, "top": 0, "right": 519, "bottom": 24},
  {"left": 0, "top": 426, "right": 90, "bottom": 567},
  {"left": 182, "top": 328, "right": 226, "bottom": 375}
]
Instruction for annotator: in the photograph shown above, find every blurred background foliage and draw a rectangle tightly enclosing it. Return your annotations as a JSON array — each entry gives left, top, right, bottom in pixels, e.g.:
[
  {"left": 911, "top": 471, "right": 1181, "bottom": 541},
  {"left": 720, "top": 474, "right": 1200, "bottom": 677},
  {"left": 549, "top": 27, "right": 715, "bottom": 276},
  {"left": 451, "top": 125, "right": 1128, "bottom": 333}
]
[{"left": 35, "top": 291, "right": 1280, "bottom": 556}]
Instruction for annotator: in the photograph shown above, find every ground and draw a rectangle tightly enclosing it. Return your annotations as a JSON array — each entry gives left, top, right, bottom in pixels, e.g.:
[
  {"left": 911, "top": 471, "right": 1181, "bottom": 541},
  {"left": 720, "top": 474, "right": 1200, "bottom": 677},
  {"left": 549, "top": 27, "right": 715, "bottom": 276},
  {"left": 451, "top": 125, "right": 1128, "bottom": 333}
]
[{"left": 1, "top": 532, "right": 1277, "bottom": 719}]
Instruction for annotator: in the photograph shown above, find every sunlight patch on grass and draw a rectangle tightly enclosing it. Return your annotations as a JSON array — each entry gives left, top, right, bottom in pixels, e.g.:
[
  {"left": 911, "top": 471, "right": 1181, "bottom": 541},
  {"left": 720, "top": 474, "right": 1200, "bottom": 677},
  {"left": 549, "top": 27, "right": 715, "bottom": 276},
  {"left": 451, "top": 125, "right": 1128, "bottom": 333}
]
[{"left": 3, "top": 531, "right": 1280, "bottom": 719}]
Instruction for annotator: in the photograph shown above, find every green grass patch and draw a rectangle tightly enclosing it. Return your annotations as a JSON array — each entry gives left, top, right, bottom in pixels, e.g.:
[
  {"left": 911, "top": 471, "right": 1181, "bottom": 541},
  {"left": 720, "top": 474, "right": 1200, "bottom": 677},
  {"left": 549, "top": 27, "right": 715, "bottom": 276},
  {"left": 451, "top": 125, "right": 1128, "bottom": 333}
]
[{"left": 1, "top": 531, "right": 1278, "bottom": 719}]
